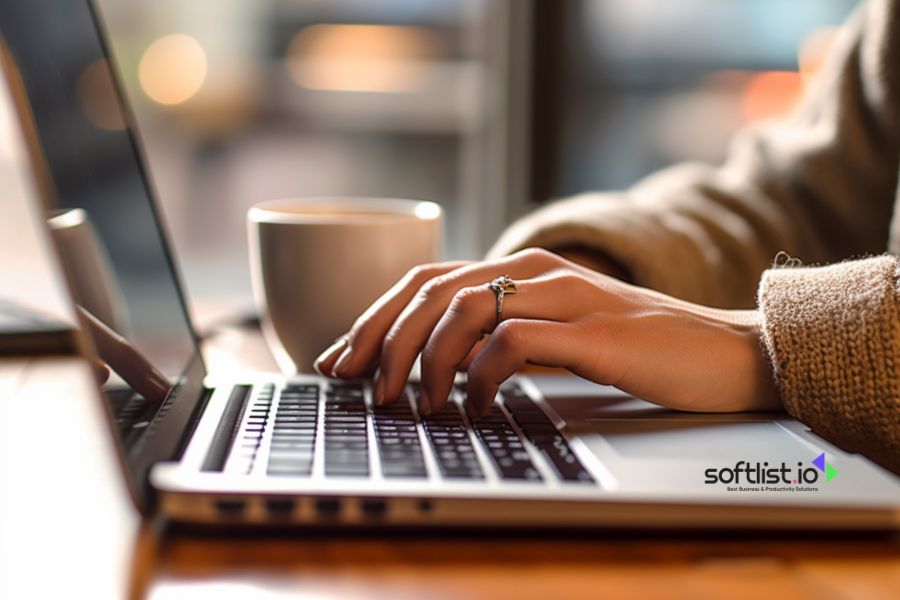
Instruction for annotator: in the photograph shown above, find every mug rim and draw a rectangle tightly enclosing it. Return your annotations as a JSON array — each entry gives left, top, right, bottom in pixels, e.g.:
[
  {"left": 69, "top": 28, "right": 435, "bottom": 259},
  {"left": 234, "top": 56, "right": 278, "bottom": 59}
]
[
  {"left": 248, "top": 197, "right": 442, "bottom": 225},
  {"left": 47, "top": 207, "right": 87, "bottom": 230}
]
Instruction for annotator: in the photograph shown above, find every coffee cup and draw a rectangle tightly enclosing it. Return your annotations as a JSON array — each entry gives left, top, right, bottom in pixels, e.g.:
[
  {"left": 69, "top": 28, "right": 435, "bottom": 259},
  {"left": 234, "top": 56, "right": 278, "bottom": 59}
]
[{"left": 248, "top": 197, "right": 442, "bottom": 373}]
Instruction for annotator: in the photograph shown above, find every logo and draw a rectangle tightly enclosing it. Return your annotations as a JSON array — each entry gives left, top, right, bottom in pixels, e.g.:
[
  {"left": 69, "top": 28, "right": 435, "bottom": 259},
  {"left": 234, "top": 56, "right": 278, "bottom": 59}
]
[
  {"left": 811, "top": 452, "right": 838, "bottom": 481},
  {"left": 703, "top": 451, "right": 837, "bottom": 492}
]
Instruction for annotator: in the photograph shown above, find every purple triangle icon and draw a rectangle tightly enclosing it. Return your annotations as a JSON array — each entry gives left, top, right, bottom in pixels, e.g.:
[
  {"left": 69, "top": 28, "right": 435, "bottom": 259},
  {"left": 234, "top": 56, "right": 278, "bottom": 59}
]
[{"left": 812, "top": 452, "right": 826, "bottom": 472}]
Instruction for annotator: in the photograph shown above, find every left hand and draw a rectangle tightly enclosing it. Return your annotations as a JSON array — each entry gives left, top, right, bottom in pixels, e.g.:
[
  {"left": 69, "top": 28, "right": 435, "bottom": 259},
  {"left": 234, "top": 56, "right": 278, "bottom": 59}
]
[{"left": 314, "top": 248, "right": 781, "bottom": 417}]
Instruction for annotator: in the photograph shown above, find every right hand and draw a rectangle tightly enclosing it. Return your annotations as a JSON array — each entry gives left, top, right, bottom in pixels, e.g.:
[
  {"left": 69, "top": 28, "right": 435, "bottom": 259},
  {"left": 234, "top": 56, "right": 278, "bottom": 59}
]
[{"left": 314, "top": 248, "right": 779, "bottom": 417}]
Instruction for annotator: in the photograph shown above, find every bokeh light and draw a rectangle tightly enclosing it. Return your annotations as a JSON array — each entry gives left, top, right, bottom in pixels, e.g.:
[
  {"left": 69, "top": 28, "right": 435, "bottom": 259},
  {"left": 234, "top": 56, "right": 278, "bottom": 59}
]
[
  {"left": 741, "top": 71, "right": 805, "bottom": 122},
  {"left": 285, "top": 24, "right": 437, "bottom": 93},
  {"left": 138, "top": 34, "right": 207, "bottom": 106}
]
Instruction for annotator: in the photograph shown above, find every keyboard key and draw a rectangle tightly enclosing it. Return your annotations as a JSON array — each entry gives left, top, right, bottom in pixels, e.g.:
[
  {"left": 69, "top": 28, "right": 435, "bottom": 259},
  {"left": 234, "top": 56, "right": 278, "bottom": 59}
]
[
  {"left": 501, "top": 385, "right": 593, "bottom": 483},
  {"left": 324, "top": 383, "right": 369, "bottom": 477},
  {"left": 417, "top": 388, "right": 484, "bottom": 480},
  {"left": 267, "top": 383, "right": 319, "bottom": 476},
  {"left": 469, "top": 405, "right": 542, "bottom": 481},
  {"left": 373, "top": 392, "right": 427, "bottom": 478}
]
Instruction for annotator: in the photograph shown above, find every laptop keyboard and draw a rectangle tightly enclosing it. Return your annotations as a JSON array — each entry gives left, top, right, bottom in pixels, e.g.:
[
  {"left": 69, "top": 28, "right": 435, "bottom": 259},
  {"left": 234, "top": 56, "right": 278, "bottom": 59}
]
[
  {"left": 253, "top": 381, "right": 592, "bottom": 484},
  {"left": 373, "top": 392, "right": 428, "bottom": 478},
  {"left": 418, "top": 389, "right": 485, "bottom": 480},
  {"left": 474, "top": 404, "right": 542, "bottom": 481},
  {"left": 323, "top": 384, "right": 369, "bottom": 477},
  {"left": 105, "top": 387, "right": 155, "bottom": 447},
  {"left": 503, "top": 385, "right": 594, "bottom": 483},
  {"left": 267, "top": 383, "right": 317, "bottom": 476}
]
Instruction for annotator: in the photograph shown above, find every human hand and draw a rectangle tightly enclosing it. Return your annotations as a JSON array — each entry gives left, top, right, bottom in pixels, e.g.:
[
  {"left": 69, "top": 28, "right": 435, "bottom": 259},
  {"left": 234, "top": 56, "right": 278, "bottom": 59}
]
[
  {"left": 552, "top": 244, "right": 632, "bottom": 282},
  {"left": 314, "top": 248, "right": 780, "bottom": 417},
  {"left": 78, "top": 306, "right": 170, "bottom": 404}
]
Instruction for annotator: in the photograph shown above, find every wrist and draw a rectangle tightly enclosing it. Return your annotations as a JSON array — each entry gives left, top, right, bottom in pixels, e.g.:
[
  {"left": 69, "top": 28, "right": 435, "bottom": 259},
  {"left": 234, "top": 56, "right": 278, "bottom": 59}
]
[{"left": 721, "top": 309, "right": 783, "bottom": 412}]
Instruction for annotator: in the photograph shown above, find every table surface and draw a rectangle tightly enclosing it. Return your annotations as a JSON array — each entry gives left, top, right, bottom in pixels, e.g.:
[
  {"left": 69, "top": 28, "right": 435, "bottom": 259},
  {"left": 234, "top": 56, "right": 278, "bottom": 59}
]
[{"left": 2, "top": 326, "right": 899, "bottom": 600}]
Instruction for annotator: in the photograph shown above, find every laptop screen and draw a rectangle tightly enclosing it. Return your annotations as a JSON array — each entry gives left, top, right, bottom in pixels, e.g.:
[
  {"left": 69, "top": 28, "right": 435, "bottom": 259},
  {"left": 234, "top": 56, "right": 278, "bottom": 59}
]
[{"left": 0, "top": 0, "right": 198, "bottom": 382}]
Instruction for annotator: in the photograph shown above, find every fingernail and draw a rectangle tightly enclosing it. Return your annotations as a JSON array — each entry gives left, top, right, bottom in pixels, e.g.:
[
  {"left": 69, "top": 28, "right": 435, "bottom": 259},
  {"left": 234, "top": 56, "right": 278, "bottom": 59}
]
[
  {"left": 314, "top": 337, "right": 348, "bottom": 375},
  {"left": 332, "top": 346, "right": 353, "bottom": 378},
  {"left": 373, "top": 375, "right": 385, "bottom": 406},
  {"left": 312, "top": 359, "right": 325, "bottom": 376},
  {"left": 417, "top": 388, "right": 431, "bottom": 416}
]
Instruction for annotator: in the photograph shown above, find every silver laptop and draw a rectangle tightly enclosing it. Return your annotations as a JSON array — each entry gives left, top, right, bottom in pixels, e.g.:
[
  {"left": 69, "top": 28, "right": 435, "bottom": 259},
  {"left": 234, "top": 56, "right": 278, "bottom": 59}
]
[{"left": 3, "top": 0, "right": 898, "bottom": 530}]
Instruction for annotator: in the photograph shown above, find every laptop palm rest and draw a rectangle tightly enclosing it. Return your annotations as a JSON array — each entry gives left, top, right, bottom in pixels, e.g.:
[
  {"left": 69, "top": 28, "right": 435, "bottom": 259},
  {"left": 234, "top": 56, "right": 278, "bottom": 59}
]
[{"left": 533, "top": 375, "right": 856, "bottom": 495}]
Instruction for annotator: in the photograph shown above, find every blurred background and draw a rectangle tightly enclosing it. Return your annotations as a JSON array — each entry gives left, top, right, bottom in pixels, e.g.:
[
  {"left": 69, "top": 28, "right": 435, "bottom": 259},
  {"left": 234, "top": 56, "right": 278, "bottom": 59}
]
[{"left": 88, "top": 0, "right": 857, "bottom": 325}]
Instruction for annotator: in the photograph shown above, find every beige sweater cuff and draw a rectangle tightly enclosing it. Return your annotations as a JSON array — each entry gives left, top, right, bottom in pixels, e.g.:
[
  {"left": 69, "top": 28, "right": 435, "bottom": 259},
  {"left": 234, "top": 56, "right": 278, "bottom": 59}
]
[{"left": 757, "top": 256, "right": 900, "bottom": 470}]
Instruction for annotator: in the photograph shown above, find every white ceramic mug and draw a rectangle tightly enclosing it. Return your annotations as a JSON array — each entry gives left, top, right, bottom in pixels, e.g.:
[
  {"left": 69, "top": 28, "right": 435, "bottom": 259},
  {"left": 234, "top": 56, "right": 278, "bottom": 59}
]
[{"left": 248, "top": 197, "right": 442, "bottom": 373}]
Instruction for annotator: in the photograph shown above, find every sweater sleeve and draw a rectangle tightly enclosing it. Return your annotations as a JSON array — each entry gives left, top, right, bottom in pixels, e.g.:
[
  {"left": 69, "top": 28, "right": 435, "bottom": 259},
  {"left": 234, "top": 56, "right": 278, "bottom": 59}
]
[
  {"left": 487, "top": 0, "right": 900, "bottom": 309},
  {"left": 758, "top": 256, "right": 900, "bottom": 471}
]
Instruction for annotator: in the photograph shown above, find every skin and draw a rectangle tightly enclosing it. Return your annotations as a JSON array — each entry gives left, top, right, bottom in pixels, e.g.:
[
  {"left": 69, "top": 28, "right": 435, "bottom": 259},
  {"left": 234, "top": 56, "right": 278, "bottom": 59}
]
[
  {"left": 79, "top": 306, "right": 171, "bottom": 404},
  {"left": 314, "top": 248, "right": 781, "bottom": 418}
]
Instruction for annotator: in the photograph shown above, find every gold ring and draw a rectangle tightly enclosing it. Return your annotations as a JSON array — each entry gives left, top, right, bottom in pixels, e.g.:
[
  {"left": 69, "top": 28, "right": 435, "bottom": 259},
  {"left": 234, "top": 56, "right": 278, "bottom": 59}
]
[{"left": 488, "top": 275, "right": 518, "bottom": 326}]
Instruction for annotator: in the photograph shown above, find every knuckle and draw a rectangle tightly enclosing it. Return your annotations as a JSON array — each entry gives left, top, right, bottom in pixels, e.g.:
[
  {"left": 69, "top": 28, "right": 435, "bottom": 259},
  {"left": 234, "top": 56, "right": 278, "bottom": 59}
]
[
  {"left": 417, "top": 271, "right": 458, "bottom": 303},
  {"left": 408, "top": 262, "right": 442, "bottom": 285},
  {"left": 491, "top": 318, "right": 527, "bottom": 351},
  {"left": 516, "top": 247, "right": 558, "bottom": 267},
  {"left": 551, "top": 269, "right": 589, "bottom": 290},
  {"left": 417, "top": 274, "right": 447, "bottom": 300},
  {"left": 449, "top": 286, "right": 486, "bottom": 316}
]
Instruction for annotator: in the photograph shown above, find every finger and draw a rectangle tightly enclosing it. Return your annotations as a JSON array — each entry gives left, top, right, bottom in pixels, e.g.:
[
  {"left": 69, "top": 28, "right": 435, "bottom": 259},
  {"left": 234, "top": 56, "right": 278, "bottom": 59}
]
[
  {"left": 326, "top": 342, "right": 381, "bottom": 381},
  {"left": 327, "top": 261, "right": 472, "bottom": 377},
  {"left": 458, "top": 336, "right": 487, "bottom": 371},
  {"left": 420, "top": 272, "right": 589, "bottom": 414},
  {"left": 313, "top": 335, "right": 349, "bottom": 377},
  {"left": 92, "top": 358, "right": 111, "bottom": 384},
  {"left": 466, "top": 318, "right": 581, "bottom": 418},
  {"left": 78, "top": 306, "right": 171, "bottom": 404},
  {"left": 377, "top": 248, "right": 563, "bottom": 404}
]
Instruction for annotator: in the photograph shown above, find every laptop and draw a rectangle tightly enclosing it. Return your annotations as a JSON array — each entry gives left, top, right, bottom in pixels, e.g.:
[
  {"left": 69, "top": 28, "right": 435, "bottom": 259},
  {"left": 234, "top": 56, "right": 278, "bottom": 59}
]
[{"left": 2, "top": 0, "right": 898, "bottom": 530}]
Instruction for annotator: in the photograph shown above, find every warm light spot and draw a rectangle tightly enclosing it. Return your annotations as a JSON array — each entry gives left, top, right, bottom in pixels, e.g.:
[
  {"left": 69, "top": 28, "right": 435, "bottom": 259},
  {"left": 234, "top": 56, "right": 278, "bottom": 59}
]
[
  {"left": 75, "top": 59, "right": 125, "bottom": 130},
  {"left": 138, "top": 34, "right": 207, "bottom": 106},
  {"left": 741, "top": 71, "right": 805, "bottom": 122},
  {"left": 798, "top": 26, "right": 839, "bottom": 84},
  {"left": 285, "top": 24, "right": 438, "bottom": 93}
]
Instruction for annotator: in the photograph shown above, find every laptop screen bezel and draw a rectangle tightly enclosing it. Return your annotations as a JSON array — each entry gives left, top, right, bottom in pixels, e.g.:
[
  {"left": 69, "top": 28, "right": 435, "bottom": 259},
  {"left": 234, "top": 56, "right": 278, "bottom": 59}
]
[
  {"left": 0, "top": 0, "right": 213, "bottom": 514},
  {"left": 87, "top": 0, "right": 212, "bottom": 512}
]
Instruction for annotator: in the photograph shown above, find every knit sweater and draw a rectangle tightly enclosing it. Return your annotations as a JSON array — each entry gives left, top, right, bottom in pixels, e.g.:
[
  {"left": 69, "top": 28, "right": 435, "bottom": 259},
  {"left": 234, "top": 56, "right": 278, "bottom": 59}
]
[{"left": 488, "top": 0, "right": 900, "bottom": 472}]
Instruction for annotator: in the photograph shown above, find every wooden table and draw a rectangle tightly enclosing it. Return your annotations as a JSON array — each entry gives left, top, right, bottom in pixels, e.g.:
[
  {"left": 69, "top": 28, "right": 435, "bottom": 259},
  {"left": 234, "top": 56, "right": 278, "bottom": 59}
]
[
  {"left": 143, "top": 528, "right": 900, "bottom": 600},
  {"left": 2, "top": 327, "right": 899, "bottom": 600}
]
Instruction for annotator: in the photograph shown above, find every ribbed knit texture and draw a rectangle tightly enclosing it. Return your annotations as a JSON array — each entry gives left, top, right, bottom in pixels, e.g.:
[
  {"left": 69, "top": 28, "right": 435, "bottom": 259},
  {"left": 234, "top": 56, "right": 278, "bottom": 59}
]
[{"left": 759, "top": 257, "right": 900, "bottom": 471}]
